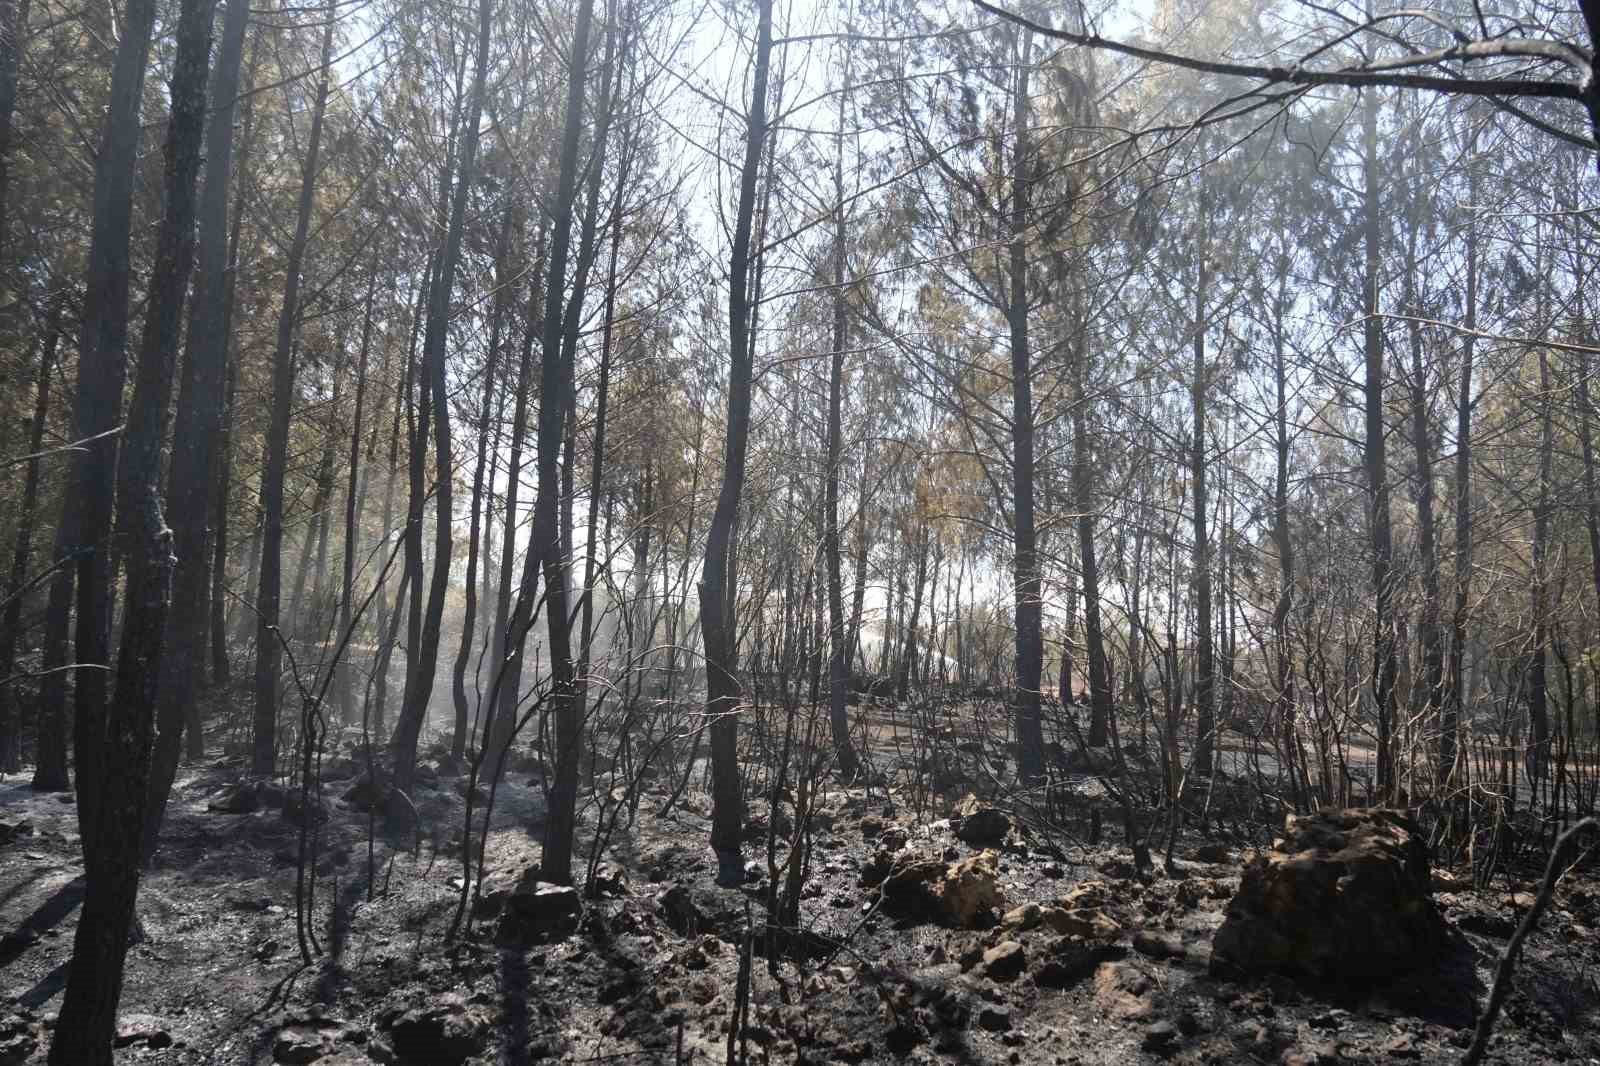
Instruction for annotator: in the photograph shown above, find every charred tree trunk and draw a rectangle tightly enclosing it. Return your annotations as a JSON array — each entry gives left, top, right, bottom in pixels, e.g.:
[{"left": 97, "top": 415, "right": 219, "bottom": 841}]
[
  {"left": 1361, "top": 86, "right": 1398, "bottom": 803},
  {"left": 700, "top": 0, "right": 772, "bottom": 869},
  {"left": 1006, "top": 28, "right": 1045, "bottom": 785},
  {"left": 49, "top": 0, "right": 212, "bottom": 1051},
  {"left": 144, "top": 0, "right": 252, "bottom": 850},
  {"left": 1191, "top": 196, "right": 1215, "bottom": 780},
  {"left": 0, "top": 294, "right": 60, "bottom": 771},
  {"left": 252, "top": 12, "right": 335, "bottom": 777},
  {"left": 824, "top": 71, "right": 859, "bottom": 778}
]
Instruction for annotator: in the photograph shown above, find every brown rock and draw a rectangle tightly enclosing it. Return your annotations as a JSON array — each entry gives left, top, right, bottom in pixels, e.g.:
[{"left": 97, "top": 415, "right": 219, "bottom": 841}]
[
  {"left": 1002, "top": 903, "right": 1042, "bottom": 931},
  {"left": 1040, "top": 906, "right": 1121, "bottom": 939},
  {"left": 1132, "top": 931, "right": 1184, "bottom": 959},
  {"left": 880, "top": 848, "right": 1003, "bottom": 928},
  {"left": 982, "top": 940, "right": 1027, "bottom": 980},
  {"left": 1093, "top": 961, "right": 1156, "bottom": 1021},
  {"left": 1211, "top": 808, "right": 1448, "bottom": 979}
]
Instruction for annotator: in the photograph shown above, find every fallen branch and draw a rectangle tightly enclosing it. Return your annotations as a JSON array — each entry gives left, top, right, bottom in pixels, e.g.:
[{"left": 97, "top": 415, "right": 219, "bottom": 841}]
[{"left": 1462, "top": 816, "right": 1598, "bottom": 1066}]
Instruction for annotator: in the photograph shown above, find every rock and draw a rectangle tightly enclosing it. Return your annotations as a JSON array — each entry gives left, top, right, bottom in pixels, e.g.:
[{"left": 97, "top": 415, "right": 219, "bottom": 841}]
[
  {"left": 1132, "top": 931, "right": 1184, "bottom": 959},
  {"left": 657, "top": 882, "right": 745, "bottom": 942},
  {"left": 207, "top": 782, "right": 263, "bottom": 813},
  {"left": 453, "top": 778, "right": 489, "bottom": 804},
  {"left": 1381, "top": 1033, "right": 1420, "bottom": 1059},
  {"left": 387, "top": 996, "right": 488, "bottom": 1066},
  {"left": 1033, "top": 940, "right": 1125, "bottom": 989},
  {"left": 1060, "top": 879, "right": 1114, "bottom": 910},
  {"left": 497, "top": 875, "right": 582, "bottom": 944},
  {"left": 1281, "top": 1041, "right": 1341, "bottom": 1066},
  {"left": 880, "top": 848, "right": 1004, "bottom": 928},
  {"left": 321, "top": 757, "right": 357, "bottom": 781},
  {"left": 1002, "top": 902, "right": 1042, "bottom": 931},
  {"left": 0, "top": 820, "right": 33, "bottom": 846},
  {"left": 281, "top": 791, "right": 330, "bottom": 826},
  {"left": 1093, "top": 961, "right": 1156, "bottom": 1021},
  {"left": 977, "top": 1005, "right": 1012, "bottom": 1032},
  {"left": 1142, "top": 1020, "right": 1180, "bottom": 1053},
  {"left": 273, "top": 1026, "right": 330, "bottom": 1064},
  {"left": 982, "top": 940, "right": 1026, "bottom": 980},
  {"left": 859, "top": 848, "right": 894, "bottom": 887},
  {"left": 1211, "top": 808, "right": 1448, "bottom": 979},
  {"left": 341, "top": 773, "right": 389, "bottom": 811},
  {"left": 1039, "top": 906, "right": 1121, "bottom": 940},
  {"left": 1176, "top": 878, "right": 1229, "bottom": 908},
  {"left": 0, "top": 1014, "right": 39, "bottom": 1066},
  {"left": 954, "top": 795, "right": 1010, "bottom": 846},
  {"left": 1452, "top": 908, "right": 1515, "bottom": 939},
  {"left": 588, "top": 862, "right": 629, "bottom": 898},
  {"left": 113, "top": 1014, "right": 173, "bottom": 1049},
  {"left": 1192, "top": 842, "right": 1233, "bottom": 864}
]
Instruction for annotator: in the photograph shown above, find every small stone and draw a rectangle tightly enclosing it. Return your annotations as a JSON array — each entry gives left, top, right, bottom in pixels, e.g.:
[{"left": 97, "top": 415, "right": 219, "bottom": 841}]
[
  {"left": 1142, "top": 1020, "right": 1180, "bottom": 1053},
  {"left": 1381, "top": 1033, "right": 1420, "bottom": 1059},
  {"left": 113, "top": 1015, "right": 171, "bottom": 1049},
  {"left": 1093, "top": 962, "right": 1156, "bottom": 1021},
  {"left": 977, "top": 1006, "right": 1012, "bottom": 1032},
  {"left": 982, "top": 941, "right": 1027, "bottom": 981},
  {"left": 1281, "top": 1040, "right": 1340, "bottom": 1066},
  {"left": 273, "top": 1026, "right": 329, "bottom": 1064},
  {"left": 1132, "top": 931, "right": 1184, "bottom": 959}
]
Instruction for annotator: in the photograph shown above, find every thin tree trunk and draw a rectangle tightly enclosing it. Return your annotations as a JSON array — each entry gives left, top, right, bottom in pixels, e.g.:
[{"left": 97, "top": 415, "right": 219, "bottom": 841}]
[
  {"left": 1362, "top": 85, "right": 1398, "bottom": 803},
  {"left": 0, "top": 294, "right": 60, "bottom": 771},
  {"left": 389, "top": 0, "right": 493, "bottom": 791},
  {"left": 49, "top": 0, "right": 212, "bottom": 1050},
  {"left": 252, "top": 10, "right": 335, "bottom": 778},
  {"left": 450, "top": 205, "right": 514, "bottom": 759},
  {"left": 58, "top": 0, "right": 162, "bottom": 821},
  {"left": 0, "top": 0, "right": 30, "bottom": 271},
  {"left": 490, "top": 225, "right": 545, "bottom": 763},
  {"left": 1191, "top": 245, "right": 1214, "bottom": 779},
  {"left": 700, "top": 0, "right": 771, "bottom": 868},
  {"left": 1445, "top": 137, "right": 1478, "bottom": 787},
  {"left": 530, "top": 0, "right": 598, "bottom": 885},
  {"left": 336, "top": 258, "right": 381, "bottom": 723},
  {"left": 824, "top": 63, "right": 859, "bottom": 778},
  {"left": 145, "top": 0, "right": 251, "bottom": 848},
  {"left": 1006, "top": 27, "right": 1045, "bottom": 785}
]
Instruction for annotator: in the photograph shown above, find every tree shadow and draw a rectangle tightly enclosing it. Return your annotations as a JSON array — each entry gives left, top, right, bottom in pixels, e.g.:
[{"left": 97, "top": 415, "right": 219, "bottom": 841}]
[
  {"left": 497, "top": 946, "right": 533, "bottom": 1064},
  {"left": 314, "top": 873, "right": 366, "bottom": 1004},
  {"left": 16, "top": 960, "right": 68, "bottom": 1010},
  {"left": 0, "top": 875, "right": 84, "bottom": 968}
]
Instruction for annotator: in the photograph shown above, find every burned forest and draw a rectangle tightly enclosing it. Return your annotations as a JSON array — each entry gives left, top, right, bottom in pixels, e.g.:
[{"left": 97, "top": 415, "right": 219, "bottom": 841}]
[{"left": 3, "top": 0, "right": 1600, "bottom": 1062}]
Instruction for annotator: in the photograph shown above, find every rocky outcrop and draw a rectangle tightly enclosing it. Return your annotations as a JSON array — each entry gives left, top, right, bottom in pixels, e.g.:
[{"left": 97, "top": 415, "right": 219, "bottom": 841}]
[
  {"left": 879, "top": 848, "right": 1003, "bottom": 927},
  {"left": 1211, "top": 808, "right": 1448, "bottom": 979},
  {"left": 475, "top": 866, "right": 582, "bottom": 945},
  {"left": 385, "top": 996, "right": 488, "bottom": 1066}
]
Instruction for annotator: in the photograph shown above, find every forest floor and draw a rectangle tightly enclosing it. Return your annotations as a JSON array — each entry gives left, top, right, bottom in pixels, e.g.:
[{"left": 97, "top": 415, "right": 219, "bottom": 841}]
[{"left": 1, "top": 712, "right": 1599, "bottom": 1065}]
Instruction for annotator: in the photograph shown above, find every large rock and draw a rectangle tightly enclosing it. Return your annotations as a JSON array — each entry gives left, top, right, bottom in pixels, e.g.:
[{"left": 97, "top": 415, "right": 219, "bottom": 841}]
[
  {"left": 1211, "top": 808, "right": 1448, "bottom": 979},
  {"left": 879, "top": 848, "right": 1003, "bottom": 928},
  {"left": 387, "top": 995, "right": 488, "bottom": 1066},
  {"left": 491, "top": 868, "right": 582, "bottom": 945},
  {"left": 953, "top": 795, "right": 1011, "bottom": 846},
  {"left": 656, "top": 882, "right": 746, "bottom": 942}
]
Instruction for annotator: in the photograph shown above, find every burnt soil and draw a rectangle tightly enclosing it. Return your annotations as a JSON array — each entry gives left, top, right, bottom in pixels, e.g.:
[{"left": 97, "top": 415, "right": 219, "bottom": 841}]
[{"left": 1, "top": 721, "right": 1598, "bottom": 1065}]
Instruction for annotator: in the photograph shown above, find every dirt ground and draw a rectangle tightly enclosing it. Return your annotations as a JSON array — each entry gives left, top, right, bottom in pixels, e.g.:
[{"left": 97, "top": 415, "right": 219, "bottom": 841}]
[{"left": 1, "top": 720, "right": 1598, "bottom": 1065}]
